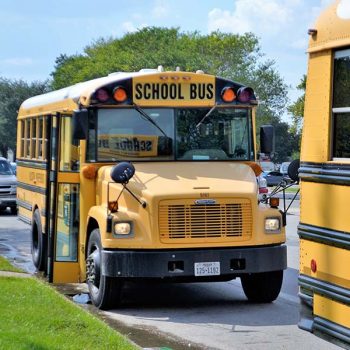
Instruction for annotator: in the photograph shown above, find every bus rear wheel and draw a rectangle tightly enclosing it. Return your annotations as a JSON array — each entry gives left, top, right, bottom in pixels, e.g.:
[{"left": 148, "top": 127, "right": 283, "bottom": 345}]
[
  {"left": 31, "top": 209, "right": 47, "bottom": 271},
  {"left": 86, "top": 229, "right": 122, "bottom": 310},
  {"left": 241, "top": 270, "right": 283, "bottom": 303}
]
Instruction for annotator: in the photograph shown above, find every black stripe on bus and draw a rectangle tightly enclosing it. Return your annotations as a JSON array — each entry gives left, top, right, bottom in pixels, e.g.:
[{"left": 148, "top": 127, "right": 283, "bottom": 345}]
[
  {"left": 298, "top": 223, "right": 350, "bottom": 250},
  {"left": 16, "top": 198, "right": 46, "bottom": 218},
  {"left": 16, "top": 199, "right": 33, "bottom": 211},
  {"left": 299, "top": 161, "right": 350, "bottom": 186},
  {"left": 314, "top": 316, "right": 350, "bottom": 344},
  {"left": 299, "top": 274, "right": 350, "bottom": 306},
  {"left": 17, "top": 160, "right": 48, "bottom": 170},
  {"left": 17, "top": 182, "right": 47, "bottom": 195}
]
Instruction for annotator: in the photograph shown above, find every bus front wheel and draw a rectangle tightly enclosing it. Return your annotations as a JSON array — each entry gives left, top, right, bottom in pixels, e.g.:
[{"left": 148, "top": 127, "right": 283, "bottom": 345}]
[
  {"left": 241, "top": 270, "right": 283, "bottom": 303},
  {"left": 86, "top": 229, "right": 122, "bottom": 310},
  {"left": 31, "top": 209, "right": 47, "bottom": 271}
]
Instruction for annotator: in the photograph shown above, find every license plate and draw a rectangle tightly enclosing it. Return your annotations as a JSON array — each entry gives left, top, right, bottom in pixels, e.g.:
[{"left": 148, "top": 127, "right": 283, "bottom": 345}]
[{"left": 194, "top": 262, "right": 220, "bottom": 276}]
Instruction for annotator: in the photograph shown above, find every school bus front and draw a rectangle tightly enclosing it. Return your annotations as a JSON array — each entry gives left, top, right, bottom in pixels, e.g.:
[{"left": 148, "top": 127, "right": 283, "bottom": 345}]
[
  {"left": 74, "top": 71, "right": 287, "bottom": 309},
  {"left": 17, "top": 69, "right": 286, "bottom": 310}
]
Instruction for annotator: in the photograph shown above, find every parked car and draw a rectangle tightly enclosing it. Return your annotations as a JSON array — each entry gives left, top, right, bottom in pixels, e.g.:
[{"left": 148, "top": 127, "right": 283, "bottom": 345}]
[
  {"left": 0, "top": 157, "right": 17, "bottom": 214},
  {"left": 263, "top": 171, "right": 287, "bottom": 187},
  {"left": 279, "top": 162, "right": 291, "bottom": 175},
  {"left": 10, "top": 162, "right": 17, "bottom": 175}
]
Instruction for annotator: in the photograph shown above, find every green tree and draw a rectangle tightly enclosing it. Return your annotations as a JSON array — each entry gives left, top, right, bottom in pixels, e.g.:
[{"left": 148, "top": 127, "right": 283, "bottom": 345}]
[
  {"left": 0, "top": 78, "right": 50, "bottom": 157},
  {"left": 51, "top": 27, "right": 295, "bottom": 161},
  {"left": 288, "top": 75, "right": 306, "bottom": 134}
]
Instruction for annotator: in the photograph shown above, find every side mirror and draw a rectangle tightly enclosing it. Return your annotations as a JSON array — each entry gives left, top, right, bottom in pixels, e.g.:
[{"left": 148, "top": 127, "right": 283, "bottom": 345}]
[
  {"left": 260, "top": 125, "right": 275, "bottom": 155},
  {"left": 110, "top": 162, "right": 135, "bottom": 184},
  {"left": 288, "top": 159, "right": 300, "bottom": 183},
  {"left": 72, "top": 109, "right": 88, "bottom": 140}
]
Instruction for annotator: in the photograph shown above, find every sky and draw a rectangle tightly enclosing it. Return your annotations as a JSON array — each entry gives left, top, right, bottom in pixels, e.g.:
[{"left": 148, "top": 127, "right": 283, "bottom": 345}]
[{"left": 0, "top": 0, "right": 335, "bottom": 118}]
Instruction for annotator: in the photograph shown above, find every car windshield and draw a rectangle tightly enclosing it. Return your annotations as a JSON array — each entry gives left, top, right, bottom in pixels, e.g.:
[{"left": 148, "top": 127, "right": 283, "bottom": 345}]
[
  {"left": 0, "top": 160, "right": 13, "bottom": 175},
  {"left": 88, "top": 107, "right": 254, "bottom": 162}
]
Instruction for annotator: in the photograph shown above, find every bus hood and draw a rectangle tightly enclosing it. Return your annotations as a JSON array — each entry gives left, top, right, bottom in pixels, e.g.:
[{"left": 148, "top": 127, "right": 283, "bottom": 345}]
[{"left": 102, "top": 162, "right": 257, "bottom": 201}]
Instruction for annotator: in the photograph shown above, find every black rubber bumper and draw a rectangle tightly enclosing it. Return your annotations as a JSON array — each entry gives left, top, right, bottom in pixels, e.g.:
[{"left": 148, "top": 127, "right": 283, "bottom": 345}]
[{"left": 101, "top": 245, "right": 287, "bottom": 279}]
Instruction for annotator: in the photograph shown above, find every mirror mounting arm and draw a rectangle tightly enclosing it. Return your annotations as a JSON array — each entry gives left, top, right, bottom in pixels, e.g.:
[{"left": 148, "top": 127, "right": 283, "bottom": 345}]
[{"left": 123, "top": 184, "right": 147, "bottom": 208}]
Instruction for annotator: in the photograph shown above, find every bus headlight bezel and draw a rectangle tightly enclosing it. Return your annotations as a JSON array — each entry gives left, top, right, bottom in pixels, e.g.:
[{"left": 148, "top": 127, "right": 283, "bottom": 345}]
[
  {"left": 114, "top": 221, "right": 133, "bottom": 237},
  {"left": 265, "top": 217, "right": 281, "bottom": 233}
]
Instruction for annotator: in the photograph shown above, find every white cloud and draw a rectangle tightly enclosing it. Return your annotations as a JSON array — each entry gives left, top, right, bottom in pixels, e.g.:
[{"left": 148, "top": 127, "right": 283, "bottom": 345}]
[
  {"left": 337, "top": 0, "right": 350, "bottom": 19},
  {"left": 122, "top": 21, "right": 137, "bottom": 33},
  {"left": 0, "top": 58, "right": 33, "bottom": 66},
  {"left": 208, "top": 0, "right": 292, "bottom": 36},
  {"left": 152, "top": 0, "right": 169, "bottom": 18},
  {"left": 120, "top": 21, "right": 148, "bottom": 35}
]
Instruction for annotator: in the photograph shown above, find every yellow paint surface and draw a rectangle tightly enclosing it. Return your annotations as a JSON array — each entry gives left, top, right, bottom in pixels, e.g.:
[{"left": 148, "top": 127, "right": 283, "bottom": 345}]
[{"left": 314, "top": 294, "right": 350, "bottom": 329}]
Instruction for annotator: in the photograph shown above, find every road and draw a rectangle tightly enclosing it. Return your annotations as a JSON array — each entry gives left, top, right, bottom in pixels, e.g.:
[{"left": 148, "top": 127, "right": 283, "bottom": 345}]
[{"left": 0, "top": 203, "right": 340, "bottom": 350}]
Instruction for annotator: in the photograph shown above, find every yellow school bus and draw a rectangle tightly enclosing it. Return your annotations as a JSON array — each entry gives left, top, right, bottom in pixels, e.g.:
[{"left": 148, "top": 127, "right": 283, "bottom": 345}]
[
  {"left": 298, "top": 0, "right": 350, "bottom": 345},
  {"left": 17, "top": 67, "right": 286, "bottom": 309}
]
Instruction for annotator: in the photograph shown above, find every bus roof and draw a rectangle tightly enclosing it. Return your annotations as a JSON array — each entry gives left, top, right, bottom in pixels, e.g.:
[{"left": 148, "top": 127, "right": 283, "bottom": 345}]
[
  {"left": 18, "top": 68, "right": 251, "bottom": 118},
  {"left": 308, "top": 0, "right": 350, "bottom": 53},
  {"left": 18, "top": 69, "right": 167, "bottom": 117}
]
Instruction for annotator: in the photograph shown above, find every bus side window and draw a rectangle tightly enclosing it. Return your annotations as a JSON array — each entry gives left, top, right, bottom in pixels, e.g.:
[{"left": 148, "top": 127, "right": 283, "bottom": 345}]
[
  {"left": 333, "top": 49, "right": 350, "bottom": 159},
  {"left": 60, "top": 116, "right": 80, "bottom": 172}
]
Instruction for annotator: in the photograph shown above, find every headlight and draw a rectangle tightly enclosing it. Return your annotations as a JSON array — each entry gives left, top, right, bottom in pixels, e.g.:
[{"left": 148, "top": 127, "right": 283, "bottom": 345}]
[
  {"left": 265, "top": 218, "right": 281, "bottom": 233},
  {"left": 114, "top": 222, "right": 132, "bottom": 236}
]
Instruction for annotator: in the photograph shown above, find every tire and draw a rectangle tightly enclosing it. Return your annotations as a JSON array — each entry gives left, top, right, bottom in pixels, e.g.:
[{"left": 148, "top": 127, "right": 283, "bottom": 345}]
[
  {"left": 11, "top": 206, "right": 17, "bottom": 215},
  {"left": 86, "top": 229, "right": 122, "bottom": 310},
  {"left": 31, "top": 209, "right": 47, "bottom": 271},
  {"left": 241, "top": 270, "right": 283, "bottom": 303}
]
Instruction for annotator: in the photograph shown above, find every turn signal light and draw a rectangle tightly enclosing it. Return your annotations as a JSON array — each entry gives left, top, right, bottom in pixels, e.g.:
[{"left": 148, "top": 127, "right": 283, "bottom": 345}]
[
  {"left": 221, "top": 87, "right": 236, "bottom": 102},
  {"left": 269, "top": 197, "right": 279, "bottom": 208},
  {"left": 113, "top": 86, "right": 127, "bottom": 102},
  {"left": 82, "top": 165, "right": 97, "bottom": 179},
  {"left": 108, "top": 201, "right": 119, "bottom": 213}
]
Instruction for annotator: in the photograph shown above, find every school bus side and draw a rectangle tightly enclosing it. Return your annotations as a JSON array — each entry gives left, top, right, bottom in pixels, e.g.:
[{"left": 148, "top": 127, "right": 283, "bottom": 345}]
[{"left": 298, "top": 1, "right": 350, "bottom": 346}]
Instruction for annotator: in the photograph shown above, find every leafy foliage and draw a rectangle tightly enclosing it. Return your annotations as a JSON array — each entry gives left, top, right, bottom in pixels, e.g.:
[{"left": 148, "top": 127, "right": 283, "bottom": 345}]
[
  {"left": 0, "top": 78, "right": 50, "bottom": 156},
  {"left": 51, "top": 27, "right": 296, "bottom": 161},
  {"left": 287, "top": 75, "right": 306, "bottom": 134}
]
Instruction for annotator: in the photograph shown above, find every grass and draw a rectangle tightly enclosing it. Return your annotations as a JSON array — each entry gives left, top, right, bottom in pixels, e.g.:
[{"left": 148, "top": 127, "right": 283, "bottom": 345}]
[
  {"left": 0, "top": 266, "right": 137, "bottom": 349},
  {"left": 284, "top": 185, "right": 300, "bottom": 194},
  {"left": 0, "top": 256, "right": 23, "bottom": 273}
]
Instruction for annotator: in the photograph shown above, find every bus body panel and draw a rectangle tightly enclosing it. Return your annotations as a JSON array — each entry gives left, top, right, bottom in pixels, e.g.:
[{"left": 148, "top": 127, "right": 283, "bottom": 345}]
[
  {"left": 299, "top": 0, "right": 350, "bottom": 345},
  {"left": 301, "top": 51, "right": 332, "bottom": 163},
  {"left": 300, "top": 181, "right": 350, "bottom": 233},
  {"left": 300, "top": 239, "right": 350, "bottom": 290},
  {"left": 91, "top": 162, "right": 285, "bottom": 250}
]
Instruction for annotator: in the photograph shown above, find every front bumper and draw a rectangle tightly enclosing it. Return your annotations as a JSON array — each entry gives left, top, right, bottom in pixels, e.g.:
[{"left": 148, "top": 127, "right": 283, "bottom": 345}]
[
  {"left": 0, "top": 197, "right": 16, "bottom": 208},
  {"left": 101, "top": 244, "right": 287, "bottom": 280}
]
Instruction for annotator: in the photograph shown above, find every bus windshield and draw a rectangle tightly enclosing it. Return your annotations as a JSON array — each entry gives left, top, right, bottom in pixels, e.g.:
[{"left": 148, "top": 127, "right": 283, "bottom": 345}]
[{"left": 90, "top": 107, "right": 254, "bottom": 162}]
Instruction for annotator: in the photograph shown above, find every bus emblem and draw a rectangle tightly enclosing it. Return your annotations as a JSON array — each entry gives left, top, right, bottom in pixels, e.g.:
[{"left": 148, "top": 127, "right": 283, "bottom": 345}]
[{"left": 194, "top": 199, "right": 217, "bottom": 205}]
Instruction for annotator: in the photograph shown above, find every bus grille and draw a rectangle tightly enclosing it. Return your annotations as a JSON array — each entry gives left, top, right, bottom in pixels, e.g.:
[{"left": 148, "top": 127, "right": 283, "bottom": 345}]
[{"left": 159, "top": 199, "right": 252, "bottom": 242}]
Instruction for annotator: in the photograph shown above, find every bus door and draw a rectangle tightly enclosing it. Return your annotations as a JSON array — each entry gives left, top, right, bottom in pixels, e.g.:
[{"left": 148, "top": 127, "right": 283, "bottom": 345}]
[{"left": 48, "top": 114, "right": 80, "bottom": 283}]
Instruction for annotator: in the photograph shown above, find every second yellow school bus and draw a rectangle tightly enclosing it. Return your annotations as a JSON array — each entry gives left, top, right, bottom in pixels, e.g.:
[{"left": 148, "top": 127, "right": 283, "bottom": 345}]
[
  {"left": 298, "top": 0, "right": 350, "bottom": 346},
  {"left": 16, "top": 67, "right": 286, "bottom": 309}
]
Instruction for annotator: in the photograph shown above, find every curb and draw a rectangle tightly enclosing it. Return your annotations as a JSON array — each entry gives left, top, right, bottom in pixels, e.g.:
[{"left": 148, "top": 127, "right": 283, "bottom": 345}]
[{"left": 0, "top": 270, "right": 32, "bottom": 278}]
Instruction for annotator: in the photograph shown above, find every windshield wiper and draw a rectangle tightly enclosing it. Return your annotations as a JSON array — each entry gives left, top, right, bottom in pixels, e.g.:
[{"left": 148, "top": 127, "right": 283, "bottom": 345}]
[
  {"left": 133, "top": 104, "right": 167, "bottom": 137},
  {"left": 195, "top": 104, "right": 218, "bottom": 129}
]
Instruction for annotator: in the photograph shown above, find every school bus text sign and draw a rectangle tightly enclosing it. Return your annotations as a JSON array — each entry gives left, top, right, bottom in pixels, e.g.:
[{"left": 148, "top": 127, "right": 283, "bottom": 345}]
[
  {"left": 98, "top": 134, "right": 158, "bottom": 158},
  {"left": 133, "top": 74, "right": 215, "bottom": 107}
]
